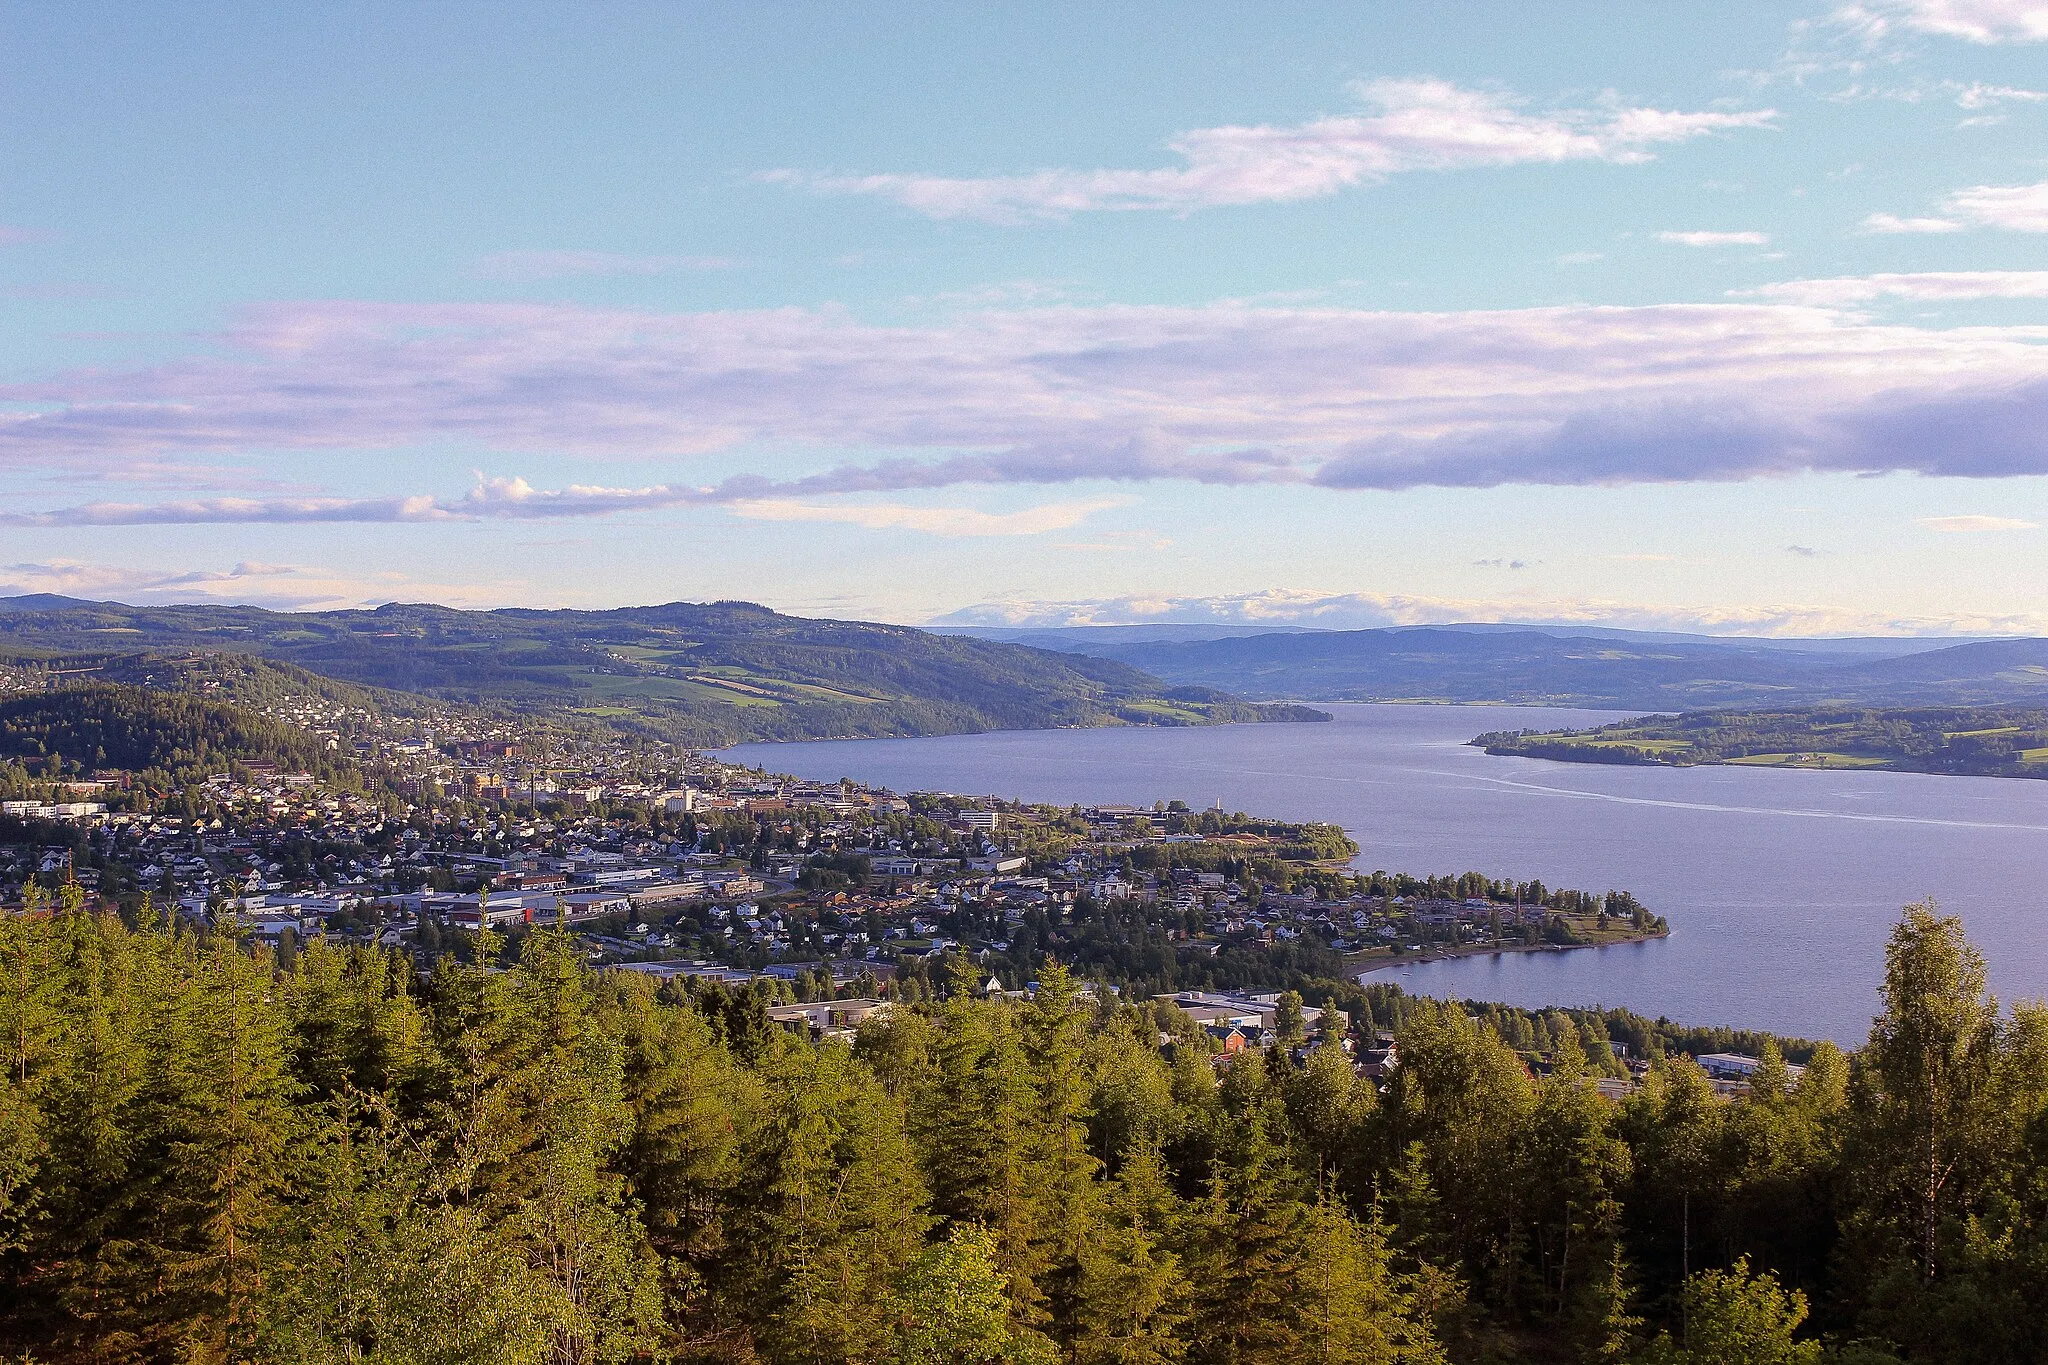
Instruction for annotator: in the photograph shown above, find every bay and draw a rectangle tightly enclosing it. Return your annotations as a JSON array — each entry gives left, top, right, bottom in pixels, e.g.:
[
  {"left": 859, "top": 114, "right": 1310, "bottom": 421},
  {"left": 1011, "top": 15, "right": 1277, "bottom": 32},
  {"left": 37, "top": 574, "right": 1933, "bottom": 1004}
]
[{"left": 719, "top": 702, "right": 2048, "bottom": 1044}]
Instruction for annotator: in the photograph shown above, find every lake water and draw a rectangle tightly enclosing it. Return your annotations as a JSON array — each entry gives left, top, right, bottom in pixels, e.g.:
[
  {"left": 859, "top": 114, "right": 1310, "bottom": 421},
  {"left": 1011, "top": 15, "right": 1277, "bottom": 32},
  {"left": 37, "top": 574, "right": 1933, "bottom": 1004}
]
[{"left": 720, "top": 704, "right": 2048, "bottom": 1044}]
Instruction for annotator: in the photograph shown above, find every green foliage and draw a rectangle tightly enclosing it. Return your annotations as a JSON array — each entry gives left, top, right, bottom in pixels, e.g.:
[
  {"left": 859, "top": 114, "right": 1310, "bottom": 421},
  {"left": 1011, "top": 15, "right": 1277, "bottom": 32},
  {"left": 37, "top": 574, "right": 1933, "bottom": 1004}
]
[
  {"left": 896, "top": 1223, "right": 1057, "bottom": 1365},
  {"left": 0, "top": 683, "right": 362, "bottom": 789},
  {"left": 1478, "top": 705, "right": 2048, "bottom": 780},
  {"left": 0, "top": 599, "right": 1328, "bottom": 747},
  {"left": 2, "top": 903, "right": 2045, "bottom": 1364},
  {"left": 1639, "top": 1257, "right": 1820, "bottom": 1365}
]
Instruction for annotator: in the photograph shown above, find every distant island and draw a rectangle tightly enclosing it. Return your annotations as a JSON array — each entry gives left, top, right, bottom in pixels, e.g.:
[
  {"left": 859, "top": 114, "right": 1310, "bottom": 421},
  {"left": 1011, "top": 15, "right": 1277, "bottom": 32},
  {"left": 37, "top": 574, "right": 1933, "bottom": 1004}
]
[{"left": 1474, "top": 704, "right": 2048, "bottom": 779}]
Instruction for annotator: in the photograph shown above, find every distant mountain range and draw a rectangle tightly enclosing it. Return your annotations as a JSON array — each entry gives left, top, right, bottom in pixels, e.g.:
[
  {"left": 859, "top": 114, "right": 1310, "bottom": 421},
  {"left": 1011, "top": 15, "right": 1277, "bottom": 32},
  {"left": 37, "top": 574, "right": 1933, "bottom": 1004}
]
[
  {"left": 990, "top": 624, "right": 2048, "bottom": 710},
  {"left": 0, "top": 596, "right": 1326, "bottom": 746}
]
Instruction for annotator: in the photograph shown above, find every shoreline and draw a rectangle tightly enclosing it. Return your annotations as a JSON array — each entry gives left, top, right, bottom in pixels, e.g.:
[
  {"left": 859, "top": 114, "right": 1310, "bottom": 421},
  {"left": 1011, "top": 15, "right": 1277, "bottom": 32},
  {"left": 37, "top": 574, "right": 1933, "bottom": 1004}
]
[{"left": 1351, "top": 930, "right": 1668, "bottom": 978}]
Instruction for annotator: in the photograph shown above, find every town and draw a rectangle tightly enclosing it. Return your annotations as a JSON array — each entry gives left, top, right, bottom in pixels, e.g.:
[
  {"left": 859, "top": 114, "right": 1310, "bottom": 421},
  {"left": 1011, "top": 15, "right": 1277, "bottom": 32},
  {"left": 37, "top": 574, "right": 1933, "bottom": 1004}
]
[{"left": 3, "top": 685, "right": 1667, "bottom": 1031}]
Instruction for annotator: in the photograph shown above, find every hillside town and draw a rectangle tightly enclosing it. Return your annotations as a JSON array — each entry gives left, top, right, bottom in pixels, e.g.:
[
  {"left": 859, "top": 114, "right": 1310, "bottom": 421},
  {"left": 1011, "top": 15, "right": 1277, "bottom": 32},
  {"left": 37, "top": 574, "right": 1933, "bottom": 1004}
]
[{"left": 2, "top": 700, "right": 1665, "bottom": 1010}]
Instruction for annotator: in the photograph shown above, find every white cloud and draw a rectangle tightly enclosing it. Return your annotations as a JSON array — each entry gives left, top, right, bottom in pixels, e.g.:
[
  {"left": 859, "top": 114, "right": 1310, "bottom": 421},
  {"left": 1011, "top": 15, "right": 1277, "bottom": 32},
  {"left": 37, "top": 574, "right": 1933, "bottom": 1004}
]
[
  {"left": 1860, "top": 212, "right": 1967, "bottom": 233},
  {"left": 6, "top": 294, "right": 2048, "bottom": 511},
  {"left": 1874, "top": 0, "right": 2048, "bottom": 42},
  {"left": 931, "top": 586, "right": 2048, "bottom": 635},
  {"left": 1943, "top": 180, "right": 2048, "bottom": 231},
  {"left": 725, "top": 497, "right": 1124, "bottom": 537},
  {"left": 471, "top": 250, "right": 741, "bottom": 280},
  {"left": 1917, "top": 513, "right": 2041, "bottom": 530},
  {"left": 1658, "top": 230, "right": 1771, "bottom": 246},
  {"left": 1733, "top": 270, "right": 2048, "bottom": 304},
  {"left": 762, "top": 79, "right": 1775, "bottom": 221},
  {"left": 1954, "top": 81, "right": 2048, "bottom": 106},
  {"left": 1865, "top": 179, "right": 2048, "bottom": 234},
  {"left": 0, "top": 558, "right": 520, "bottom": 611}
]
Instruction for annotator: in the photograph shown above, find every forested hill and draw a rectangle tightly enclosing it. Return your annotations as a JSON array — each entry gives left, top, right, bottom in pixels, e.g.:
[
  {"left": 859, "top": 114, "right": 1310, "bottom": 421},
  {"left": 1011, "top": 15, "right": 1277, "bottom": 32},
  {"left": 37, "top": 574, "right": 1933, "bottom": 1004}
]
[
  {"left": 0, "top": 597, "right": 1326, "bottom": 744},
  {"left": 1475, "top": 705, "right": 2048, "bottom": 778},
  {"left": 0, "top": 683, "right": 364, "bottom": 790},
  {"left": 1063, "top": 625, "right": 2048, "bottom": 709},
  {"left": 0, "top": 899, "right": 2035, "bottom": 1362}
]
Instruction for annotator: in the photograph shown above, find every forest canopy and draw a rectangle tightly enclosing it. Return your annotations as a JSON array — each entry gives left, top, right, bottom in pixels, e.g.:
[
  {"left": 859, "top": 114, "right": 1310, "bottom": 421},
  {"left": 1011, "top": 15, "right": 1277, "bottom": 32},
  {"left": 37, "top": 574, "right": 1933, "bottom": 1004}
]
[{"left": 0, "top": 896, "right": 2040, "bottom": 1364}]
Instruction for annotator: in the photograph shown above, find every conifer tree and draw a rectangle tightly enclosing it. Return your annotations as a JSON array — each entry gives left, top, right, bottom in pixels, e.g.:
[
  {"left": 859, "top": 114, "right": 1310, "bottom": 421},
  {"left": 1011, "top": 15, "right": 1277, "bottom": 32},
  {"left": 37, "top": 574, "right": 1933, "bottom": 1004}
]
[
  {"left": 1074, "top": 1140, "right": 1192, "bottom": 1365},
  {"left": 1294, "top": 1195, "right": 1440, "bottom": 1365},
  {"left": 1181, "top": 1097, "right": 1311, "bottom": 1365},
  {"left": 730, "top": 1041, "right": 931, "bottom": 1365},
  {"left": 1018, "top": 962, "right": 1102, "bottom": 1345}
]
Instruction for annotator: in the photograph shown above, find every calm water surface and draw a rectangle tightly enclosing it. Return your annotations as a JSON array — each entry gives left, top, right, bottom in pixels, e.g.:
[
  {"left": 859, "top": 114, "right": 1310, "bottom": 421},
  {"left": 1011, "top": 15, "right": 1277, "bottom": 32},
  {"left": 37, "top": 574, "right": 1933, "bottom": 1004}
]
[{"left": 721, "top": 704, "right": 2048, "bottom": 1043}]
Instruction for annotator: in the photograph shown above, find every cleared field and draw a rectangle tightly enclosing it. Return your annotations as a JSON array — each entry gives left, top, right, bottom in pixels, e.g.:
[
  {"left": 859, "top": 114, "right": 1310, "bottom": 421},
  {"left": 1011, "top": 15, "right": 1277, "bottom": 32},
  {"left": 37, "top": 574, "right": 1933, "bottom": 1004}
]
[
  {"left": 1725, "top": 752, "right": 1890, "bottom": 768},
  {"left": 1568, "top": 736, "right": 1694, "bottom": 753},
  {"left": 1117, "top": 699, "right": 1214, "bottom": 724}
]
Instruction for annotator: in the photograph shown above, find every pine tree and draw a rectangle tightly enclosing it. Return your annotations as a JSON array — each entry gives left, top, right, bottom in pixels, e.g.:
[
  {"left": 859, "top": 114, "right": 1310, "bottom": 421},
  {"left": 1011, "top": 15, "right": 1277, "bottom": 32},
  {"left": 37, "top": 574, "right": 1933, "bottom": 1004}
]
[
  {"left": 730, "top": 1041, "right": 932, "bottom": 1365},
  {"left": 613, "top": 976, "right": 749, "bottom": 1266},
  {"left": 1523, "top": 1045, "right": 1631, "bottom": 1326},
  {"left": 1581, "top": 1243, "right": 1643, "bottom": 1365},
  {"left": 1074, "top": 1141, "right": 1192, "bottom": 1365},
  {"left": 1181, "top": 1100, "right": 1311, "bottom": 1365},
  {"left": 182, "top": 921, "right": 301, "bottom": 1359},
  {"left": 492, "top": 927, "right": 665, "bottom": 1363},
  {"left": 1294, "top": 1195, "right": 1440, "bottom": 1365},
  {"left": 1018, "top": 961, "right": 1102, "bottom": 1346}
]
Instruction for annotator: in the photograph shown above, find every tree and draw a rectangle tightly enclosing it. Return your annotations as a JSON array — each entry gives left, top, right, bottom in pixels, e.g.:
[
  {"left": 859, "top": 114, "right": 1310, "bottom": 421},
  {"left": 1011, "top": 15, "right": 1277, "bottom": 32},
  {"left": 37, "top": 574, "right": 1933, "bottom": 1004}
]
[
  {"left": 729, "top": 1041, "right": 932, "bottom": 1365},
  {"left": 1520, "top": 1045, "right": 1630, "bottom": 1333},
  {"left": 1582, "top": 1244, "right": 1642, "bottom": 1365},
  {"left": 1074, "top": 1141, "right": 1192, "bottom": 1365},
  {"left": 895, "top": 1223, "right": 1056, "bottom": 1365},
  {"left": 1017, "top": 963, "right": 1102, "bottom": 1345},
  {"left": 1294, "top": 1196, "right": 1440, "bottom": 1365},
  {"left": 1641, "top": 1258, "right": 1820, "bottom": 1365},
  {"left": 1274, "top": 992, "right": 1306, "bottom": 1050},
  {"left": 1181, "top": 1099, "right": 1310, "bottom": 1365},
  {"left": 1848, "top": 901, "right": 2001, "bottom": 1284}
]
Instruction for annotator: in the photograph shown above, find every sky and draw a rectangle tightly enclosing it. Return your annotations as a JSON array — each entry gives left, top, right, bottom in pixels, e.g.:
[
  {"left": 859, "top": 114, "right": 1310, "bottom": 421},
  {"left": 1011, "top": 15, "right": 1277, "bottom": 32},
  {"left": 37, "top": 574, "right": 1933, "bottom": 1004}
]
[{"left": 2, "top": 1, "right": 2047, "bottom": 634}]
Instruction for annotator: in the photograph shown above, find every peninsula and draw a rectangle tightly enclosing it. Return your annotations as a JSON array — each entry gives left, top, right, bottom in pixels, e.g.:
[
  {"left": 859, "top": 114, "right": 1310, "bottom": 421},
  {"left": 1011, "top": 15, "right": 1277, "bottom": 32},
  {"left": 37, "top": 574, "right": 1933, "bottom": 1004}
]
[{"left": 1473, "top": 704, "right": 2048, "bottom": 779}]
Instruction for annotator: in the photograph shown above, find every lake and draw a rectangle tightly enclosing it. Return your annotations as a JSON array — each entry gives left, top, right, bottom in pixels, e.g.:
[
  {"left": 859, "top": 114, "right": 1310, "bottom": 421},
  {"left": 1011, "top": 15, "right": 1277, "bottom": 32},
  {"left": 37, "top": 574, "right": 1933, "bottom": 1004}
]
[{"left": 720, "top": 704, "right": 2048, "bottom": 1044}]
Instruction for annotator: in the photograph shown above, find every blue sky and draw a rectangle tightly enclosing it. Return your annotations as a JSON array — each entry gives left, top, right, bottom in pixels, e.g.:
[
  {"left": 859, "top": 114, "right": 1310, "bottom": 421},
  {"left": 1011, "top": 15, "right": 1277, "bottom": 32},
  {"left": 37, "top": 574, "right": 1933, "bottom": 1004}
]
[{"left": 3, "top": 0, "right": 2047, "bottom": 633}]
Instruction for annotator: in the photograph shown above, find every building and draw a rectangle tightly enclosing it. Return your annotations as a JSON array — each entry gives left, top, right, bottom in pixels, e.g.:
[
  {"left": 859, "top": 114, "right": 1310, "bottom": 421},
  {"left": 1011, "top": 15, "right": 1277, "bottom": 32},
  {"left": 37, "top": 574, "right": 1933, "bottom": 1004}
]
[
  {"left": 766, "top": 998, "right": 893, "bottom": 1040},
  {"left": 557, "top": 890, "right": 633, "bottom": 923},
  {"left": 1696, "top": 1052, "right": 1806, "bottom": 1082}
]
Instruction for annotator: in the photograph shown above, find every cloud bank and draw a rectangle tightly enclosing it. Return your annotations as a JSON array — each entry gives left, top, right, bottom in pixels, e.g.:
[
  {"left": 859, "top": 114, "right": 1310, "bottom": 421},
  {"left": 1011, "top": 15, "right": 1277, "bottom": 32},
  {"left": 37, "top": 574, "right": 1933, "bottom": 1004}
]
[
  {"left": 1732, "top": 270, "right": 2048, "bottom": 304},
  {"left": 1917, "top": 513, "right": 2040, "bottom": 530},
  {"left": 932, "top": 588, "right": 2048, "bottom": 637},
  {"left": 727, "top": 497, "right": 1123, "bottom": 537},
  {"left": 762, "top": 79, "right": 1775, "bottom": 222},
  {"left": 5, "top": 293, "right": 2048, "bottom": 523},
  {"left": 0, "top": 558, "right": 518, "bottom": 612}
]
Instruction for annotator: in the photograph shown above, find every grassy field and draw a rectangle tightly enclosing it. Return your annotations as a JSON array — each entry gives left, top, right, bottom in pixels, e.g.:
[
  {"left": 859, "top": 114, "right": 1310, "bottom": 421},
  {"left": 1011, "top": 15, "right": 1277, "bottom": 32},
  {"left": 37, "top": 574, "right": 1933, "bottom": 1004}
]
[{"left": 1725, "top": 752, "right": 1892, "bottom": 768}]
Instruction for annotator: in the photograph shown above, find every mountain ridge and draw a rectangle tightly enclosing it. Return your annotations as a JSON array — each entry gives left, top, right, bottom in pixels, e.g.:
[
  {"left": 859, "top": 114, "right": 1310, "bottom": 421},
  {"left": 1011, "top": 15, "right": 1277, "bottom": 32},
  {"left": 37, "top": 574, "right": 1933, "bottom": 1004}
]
[
  {"left": 0, "top": 596, "right": 1327, "bottom": 745},
  {"left": 1059, "top": 625, "right": 2048, "bottom": 709}
]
